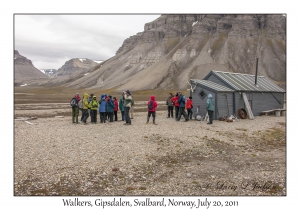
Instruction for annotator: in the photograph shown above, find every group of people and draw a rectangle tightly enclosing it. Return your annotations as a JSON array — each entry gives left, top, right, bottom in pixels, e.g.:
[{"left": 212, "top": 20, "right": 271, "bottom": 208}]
[
  {"left": 165, "top": 92, "right": 215, "bottom": 124},
  {"left": 70, "top": 90, "right": 215, "bottom": 125},
  {"left": 165, "top": 92, "right": 193, "bottom": 122},
  {"left": 70, "top": 90, "right": 134, "bottom": 125}
]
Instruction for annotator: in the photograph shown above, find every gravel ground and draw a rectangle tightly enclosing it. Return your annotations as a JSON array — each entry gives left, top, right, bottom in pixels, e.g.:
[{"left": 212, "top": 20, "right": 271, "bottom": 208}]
[{"left": 14, "top": 110, "right": 286, "bottom": 196}]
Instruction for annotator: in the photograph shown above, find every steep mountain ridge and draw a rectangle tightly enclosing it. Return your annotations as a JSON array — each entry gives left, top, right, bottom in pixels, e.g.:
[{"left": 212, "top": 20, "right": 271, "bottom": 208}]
[
  {"left": 14, "top": 50, "right": 49, "bottom": 86},
  {"left": 36, "top": 14, "right": 286, "bottom": 91},
  {"left": 61, "top": 14, "right": 286, "bottom": 91}
]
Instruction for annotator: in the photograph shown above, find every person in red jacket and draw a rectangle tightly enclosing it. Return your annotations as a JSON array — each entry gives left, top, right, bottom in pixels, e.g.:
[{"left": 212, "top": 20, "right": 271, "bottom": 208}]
[
  {"left": 171, "top": 92, "right": 179, "bottom": 120},
  {"left": 146, "top": 95, "right": 158, "bottom": 125},
  {"left": 186, "top": 96, "right": 193, "bottom": 120},
  {"left": 113, "top": 97, "right": 119, "bottom": 121}
]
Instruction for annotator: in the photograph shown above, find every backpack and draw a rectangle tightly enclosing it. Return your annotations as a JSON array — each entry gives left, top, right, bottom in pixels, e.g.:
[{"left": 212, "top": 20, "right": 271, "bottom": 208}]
[
  {"left": 182, "top": 95, "right": 186, "bottom": 104},
  {"left": 78, "top": 99, "right": 83, "bottom": 109},
  {"left": 70, "top": 97, "right": 78, "bottom": 107},
  {"left": 148, "top": 100, "right": 153, "bottom": 110}
]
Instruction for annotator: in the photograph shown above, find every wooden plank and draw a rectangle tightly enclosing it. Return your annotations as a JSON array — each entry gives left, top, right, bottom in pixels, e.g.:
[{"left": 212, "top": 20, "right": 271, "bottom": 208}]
[
  {"left": 242, "top": 93, "right": 254, "bottom": 119},
  {"left": 261, "top": 110, "right": 275, "bottom": 116},
  {"left": 15, "top": 117, "right": 37, "bottom": 121}
]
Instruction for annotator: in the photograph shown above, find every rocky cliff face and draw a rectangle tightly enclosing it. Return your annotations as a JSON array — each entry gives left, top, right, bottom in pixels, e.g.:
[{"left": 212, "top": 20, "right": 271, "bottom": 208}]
[
  {"left": 53, "top": 14, "right": 287, "bottom": 91},
  {"left": 14, "top": 50, "right": 49, "bottom": 86}
]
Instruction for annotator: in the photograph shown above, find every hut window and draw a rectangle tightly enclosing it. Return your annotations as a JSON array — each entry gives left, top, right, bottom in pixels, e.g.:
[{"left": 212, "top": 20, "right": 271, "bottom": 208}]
[{"left": 198, "top": 89, "right": 207, "bottom": 100}]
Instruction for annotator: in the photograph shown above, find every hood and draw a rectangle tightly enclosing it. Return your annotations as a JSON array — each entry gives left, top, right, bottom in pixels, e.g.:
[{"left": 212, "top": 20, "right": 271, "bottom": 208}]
[
  {"left": 74, "top": 94, "right": 80, "bottom": 100},
  {"left": 83, "top": 93, "right": 89, "bottom": 99},
  {"left": 150, "top": 95, "right": 155, "bottom": 101},
  {"left": 208, "top": 94, "right": 212, "bottom": 99}
]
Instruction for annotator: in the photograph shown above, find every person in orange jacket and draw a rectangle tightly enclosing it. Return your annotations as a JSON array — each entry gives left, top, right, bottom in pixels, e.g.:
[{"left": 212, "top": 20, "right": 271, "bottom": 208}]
[{"left": 186, "top": 96, "right": 193, "bottom": 120}]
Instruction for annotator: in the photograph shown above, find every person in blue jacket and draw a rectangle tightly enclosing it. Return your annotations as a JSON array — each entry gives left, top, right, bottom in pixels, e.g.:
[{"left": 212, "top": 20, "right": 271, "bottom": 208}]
[
  {"left": 176, "top": 92, "right": 189, "bottom": 122},
  {"left": 106, "top": 95, "right": 115, "bottom": 122},
  {"left": 119, "top": 94, "right": 125, "bottom": 121},
  {"left": 206, "top": 94, "right": 215, "bottom": 124},
  {"left": 98, "top": 94, "right": 107, "bottom": 123}
]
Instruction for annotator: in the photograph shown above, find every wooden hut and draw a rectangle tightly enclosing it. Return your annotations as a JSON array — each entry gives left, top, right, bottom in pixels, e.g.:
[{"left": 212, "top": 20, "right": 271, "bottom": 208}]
[{"left": 189, "top": 70, "right": 286, "bottom": 119}]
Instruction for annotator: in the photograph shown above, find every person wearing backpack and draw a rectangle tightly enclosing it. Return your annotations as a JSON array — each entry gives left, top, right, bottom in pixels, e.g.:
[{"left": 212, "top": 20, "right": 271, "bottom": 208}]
[
  {"left": 146, "top": 95, "right": 158, "bottom": 125},
  {"left": 82, "top": 93, "right": 90, "bottom": 124},
  {"left": 107, "top": 95, "right": 115, "bottom": 122},
  {"left": 177, "top": 92, "right": 189, "bottom": 122},
  {"left": 89, "top": 95, "right": 99, "bottom": 124},
  {"left": 98, "top": 94, "right": 107, "bottom": 123},
  {"left": 70, "top": 92, "right": 81, "bottom": 124},
  {"left": 186, "top": 96, "right": 193, "bottom": 120}
]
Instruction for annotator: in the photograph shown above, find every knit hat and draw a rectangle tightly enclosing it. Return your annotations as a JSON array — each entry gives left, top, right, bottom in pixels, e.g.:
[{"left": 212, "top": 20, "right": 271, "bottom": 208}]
[
  {"left": 126, "top": 90, "right": 131, "bottom": 95},
  {"left": 75, "top": 92, "right": 79, "bottom": 95},
  {"left": 208, "top": 94, "right": 212, "bottom": 98}
]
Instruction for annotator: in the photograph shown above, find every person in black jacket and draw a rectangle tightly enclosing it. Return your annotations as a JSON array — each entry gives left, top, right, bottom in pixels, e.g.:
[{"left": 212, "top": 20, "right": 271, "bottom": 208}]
[{"left": 166, "top": 93, "right": 174, "bottom": 118}]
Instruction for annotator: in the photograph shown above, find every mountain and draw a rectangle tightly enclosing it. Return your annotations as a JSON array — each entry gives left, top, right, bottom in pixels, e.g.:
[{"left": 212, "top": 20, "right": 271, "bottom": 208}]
[
  {"left": 39, "top": 58, "right": 101, "bottom": 86},
  {"left": 54, "top": 58, "right": 98, "bottom": 77},
  {"left": 48, "top": 14, "right": 287, "bottom": 91},
  {"left": 39, "top": 69, "right": 58, "bottom": 77},
  {"left": 14, "top": 50, "right": 49, "bottom": 86}
]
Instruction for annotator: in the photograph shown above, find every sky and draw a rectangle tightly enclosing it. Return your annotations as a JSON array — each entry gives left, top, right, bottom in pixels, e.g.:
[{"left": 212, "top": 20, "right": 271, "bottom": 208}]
[{"left": 15, "top": 14, "right": 161, "bottom": 69}]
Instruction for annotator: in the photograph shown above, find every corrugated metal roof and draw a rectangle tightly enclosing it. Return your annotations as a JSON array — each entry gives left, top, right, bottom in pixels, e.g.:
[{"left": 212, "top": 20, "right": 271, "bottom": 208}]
[
  {"left": 190, "top": 79, "right": 235, "bottom": 92},
  {"left": 207, "top": 70, "right": 286, "bottom": 92}
]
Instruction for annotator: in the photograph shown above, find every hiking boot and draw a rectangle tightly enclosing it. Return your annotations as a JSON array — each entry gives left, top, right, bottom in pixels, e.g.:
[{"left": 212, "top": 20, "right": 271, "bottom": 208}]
[
  {"left": 153, "top": 122, "right": 158, "bottom": 125},
  {"left": 146, "top": 122, "right": 149, "bottom": 124}
]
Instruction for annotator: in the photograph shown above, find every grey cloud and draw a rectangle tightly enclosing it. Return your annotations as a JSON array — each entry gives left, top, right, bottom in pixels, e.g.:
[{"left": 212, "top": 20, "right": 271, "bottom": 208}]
[{"left": 15, "top": 14, "right": 161, "bottom": 69}]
